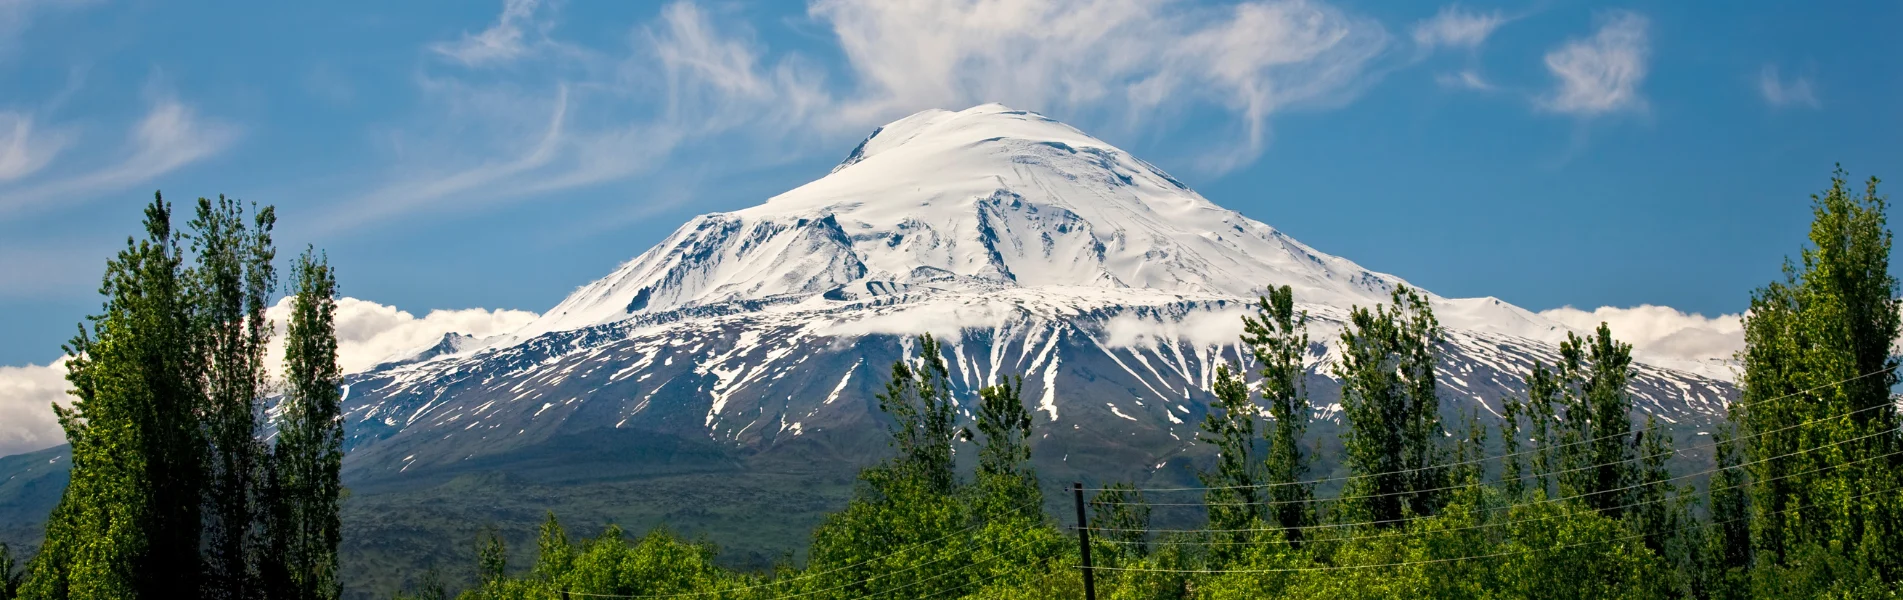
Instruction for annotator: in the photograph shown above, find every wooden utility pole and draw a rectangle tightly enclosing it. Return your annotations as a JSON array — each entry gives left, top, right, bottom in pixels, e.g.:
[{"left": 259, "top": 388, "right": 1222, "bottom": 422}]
[{"left": 1073, "top": 482, "right": 1097, "bottom": 600}]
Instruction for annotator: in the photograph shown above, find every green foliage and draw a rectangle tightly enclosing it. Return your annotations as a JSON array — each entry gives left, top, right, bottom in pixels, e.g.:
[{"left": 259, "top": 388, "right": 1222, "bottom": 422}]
[
  {"left": 1553, "top": 325, "right": 1640, "bottom": 516},
  {"left": 191, "top": 196, "right": 277, "bottom": 600},
  {"left": 263, "top": 248, "right": 346, "bottom": 600},
  {"left": 1733, "top": 167, "right": 1903, "bottom": 584},
  {"left": 25, "top": 193, "right": 205, "bottom": 598},
  {"left": 18, "top": 192, "right": 342, "bottom": 600},
  {"left": 0, "top": 542, "right": 20, "bottom": 600},
  {"left": 393, "top": 568, "right": 446, "bottom": 600},
  {"left": 1197, "top": 364, "right": 1260, "bottom": 534},
  {"left": 1242, "top": 285, "right": 1316, "bottom": 540},
  {"left": 965, "top": 375, "right": 1042, "bottom": 522},
  {"left": 1332, "top": 284, "right": 1446, "bottom": 526},
  {"left": 872, "top": 334, "right": 961, "bottom": 496},
  {"left": 1088, "top": 484, "right": 1152, "bottom": 563}
]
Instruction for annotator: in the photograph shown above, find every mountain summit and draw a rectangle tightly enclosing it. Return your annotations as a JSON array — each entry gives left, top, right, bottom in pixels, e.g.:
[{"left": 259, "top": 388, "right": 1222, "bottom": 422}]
[{"left": 524, "top": 104, "right": 1433, "bottom": 339}]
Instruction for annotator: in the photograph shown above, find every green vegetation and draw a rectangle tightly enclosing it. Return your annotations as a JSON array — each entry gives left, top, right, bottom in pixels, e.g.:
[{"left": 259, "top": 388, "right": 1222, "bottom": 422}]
[
  {"left": 422, "top": 168, "right": 1903, "bottom": 599},
  {"left": 13, "top": 193, "right": 344, "bottom": 600}
]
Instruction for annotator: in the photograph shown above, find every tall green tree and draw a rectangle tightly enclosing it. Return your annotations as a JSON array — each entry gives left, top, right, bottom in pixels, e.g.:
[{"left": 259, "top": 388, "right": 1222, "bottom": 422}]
[
  {"left": 1703, "top": 427, "right": 1751, "bottom": 599},
  {"left": 1241, "top": 285, "right": 1315, "bottom": 540},
  {"left": 263, "top": 248, "right": 345, "bottom": 600},
  {"left": 1332, "top": 284, "right": 1446, "bottom": 526},
  {"left": 804, "top": 336, "right": 983, "bottom": 598},
  {"left": 1732, "top": 167, "right": 1902, "bottom": 578},
  {"left": 24, "top": 193, "right": 207, "bottom": 598},
  {"left": 0, "top": 543, "right": 20, "bottom": 600},
  {"left": 1199, "top": 363, "right": 1260, "bottom": 532},
  {"left": 962, "top": 375, "right": 1042, "bottom": 522},
  {"left": 190, "top": 196, "right": 277, "bottom": 600},
  {"left": 1552, "top": 325, "right": 1640, "bottom": 517},
  {"left": 1088, "top": 483, "right": 1152, "bottom": 562},
  {"left": 871, "top": 334, "right": 960, "bottom": 495}
]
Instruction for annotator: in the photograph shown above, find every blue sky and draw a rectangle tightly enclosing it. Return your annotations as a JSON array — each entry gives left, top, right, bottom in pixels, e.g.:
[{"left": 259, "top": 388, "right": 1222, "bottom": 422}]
[{"left": 0, "top": 0, "right": 1898, "bottom": 375}]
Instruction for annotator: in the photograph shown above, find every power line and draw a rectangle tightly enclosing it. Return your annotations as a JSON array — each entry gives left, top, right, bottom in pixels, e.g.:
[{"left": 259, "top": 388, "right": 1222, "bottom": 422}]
[
  {"left": 1086, "top": 480, "right": 1903, "bottom": 575},
  {"left": 1091, "top": 445, "right": 1903, "bottom": 546},
  {"left": 839, "top": 534, "right": 1046, "bottom": 600},
  {"left": 1104, "top": 394, "right": 1901, "bottom": 508},
  {"left": 1096, "top": 422, "right": 1895, "bottom": 537},
  {"left": 1086, "top": 365, "right": 1897, "bottom": 495}
]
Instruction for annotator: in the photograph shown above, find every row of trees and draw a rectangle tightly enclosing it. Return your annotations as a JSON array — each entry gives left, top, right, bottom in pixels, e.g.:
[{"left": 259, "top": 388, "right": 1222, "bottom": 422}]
[
  {"left": 1, "top": 194, "right": 347, "bottom": 600},
  {"left": 384, "top": 168, "right": 1903, "bottom": 598}
]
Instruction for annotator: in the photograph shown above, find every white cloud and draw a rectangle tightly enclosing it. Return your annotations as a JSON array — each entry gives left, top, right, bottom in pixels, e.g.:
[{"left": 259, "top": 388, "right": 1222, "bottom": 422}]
[
  {"left": 430, "top": 0, "right": 545, "bottom": 66},
  {"left": 0, "top": 111, "right": 70, "bottom": 181},
  {"left": 1757, "top": 64, "right": 1819, "bottom": 109},
  {"left": 0, "top": 98, "right": 240, "bottom": 218},
  {"left": 820, "top": 301, "right": 1020, "bottom": 344},
  {"left": 334, "top": 0, "right": 1391, "bottom": 231},
  {"left": 1537, "top": 304, "right": 1744, "bottom": 364},
  {"left": 811, "top": 0, "right": 1388, "bottom": 173},
  {"left": 1102, "top": 308, "right": 1257, "bottom": 349},
  {"left": 1411, "top": 5, "right": 1505, "bottom": 51},
  {"left": 1538, "top": 11, "right": 1648, "bottom": 116},
  {"left": 264, "top": 296, "right": 540, "bottom": 374},
  {"left": 0, "top": 297, "right": 539, "bottom": 457},
  {"left": 0, "top": 359, "right": 72, "bottom": 457},
  {"left": 327, "top": 2, "right": 830, "bottom": 231}
]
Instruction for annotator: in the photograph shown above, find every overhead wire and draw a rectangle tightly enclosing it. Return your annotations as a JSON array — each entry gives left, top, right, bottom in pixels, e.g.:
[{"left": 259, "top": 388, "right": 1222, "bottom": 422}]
[
  {"left": 1089, "top": 445, "right": 1903, "bottom": 546},
  {"left": 1085, "top": 479, "right": 1903, "bottom": 574},
  {"left": 1086, "top": 365, "right": 1897, "bottom": 495},
  {"left": 1090, "top": 422, "right": 1901, "bottom": 535},
  {"left": 1106, "top": 392, "right": 1902, "bottom": 508}
]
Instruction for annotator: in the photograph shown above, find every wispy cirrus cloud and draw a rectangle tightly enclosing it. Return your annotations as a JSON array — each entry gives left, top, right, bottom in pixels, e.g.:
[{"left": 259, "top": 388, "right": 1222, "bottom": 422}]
[
  {"left": 0, "top": 98, "right": 241, "bottom": 218},
  {"left": 810, "top": 0, "right": 1389, "bottom": 173},
  {"left": 1538, "top": 10, "right": 1649, "bottom": 117},
  {"left": 324, "top": 1, "right": 823, "bottom": 232},
  {"left": 1757, "top": 64, "right": 1819, "bottom": 109},
  {"left": 429, "top": 0, "right": 547, "bottom": 66},
  {"left": 1411, "top": 5, "right": 1506, "bottom": 51},
  {"left": 327, "top": 0, "right": 1396, "bottom": 231},
  {"left": 1435, "top": 69, "right": 1494, "bottom": 91},
  {"left": 0, "top": 111, "right": 71, "bottom": 181}
]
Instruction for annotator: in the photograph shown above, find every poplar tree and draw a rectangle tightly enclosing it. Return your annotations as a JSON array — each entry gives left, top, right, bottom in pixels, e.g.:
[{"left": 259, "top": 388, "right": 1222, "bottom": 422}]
[
  {"left": 266, "top": 248, "right": 345, "bottom": 600},
  {"left": 962, "top": 375, "right": 1041, "bottom": 522},
  {"left": 1088, "top": 484, "right": 1152, "bottom": 561},
  {"left": 1241, "top": 285, "right": 1315, "bottom": 539},
  {"left": 1333, "top": 285, "right": 1445, "bottom": 525},
  {"left": 1, "top": 543, "right": 19, "bottom": 600},
  {"left": 24, "top": 193, "right": 206, "bottom": 597},
  {"left": 872, "top": 334, "right": 960, "bottom": 495},
  {"left": 1703, "top": 427, "right": 1751, "bottom": 598},
  {"left": 1733, "top": 168, "right": 1902, "bottom": 577},
  {"left": 191, "top": 196, "right": 277, "bottom": 600},
  {"left": 1199, "top": 364, "right": 1260, "bottom": 532},
  {"left": 1552, "top": 325, "right": 1639, "bottom": 517}
]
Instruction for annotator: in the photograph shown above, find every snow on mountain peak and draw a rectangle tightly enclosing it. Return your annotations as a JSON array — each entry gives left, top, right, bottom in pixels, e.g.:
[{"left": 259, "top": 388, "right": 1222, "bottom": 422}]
[{"left": 514, "top": 104, "right": 1583, "bottom": 356}]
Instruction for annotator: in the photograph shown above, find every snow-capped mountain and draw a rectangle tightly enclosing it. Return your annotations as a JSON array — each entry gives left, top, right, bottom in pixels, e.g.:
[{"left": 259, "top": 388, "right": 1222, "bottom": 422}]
[{"left": 333, "top": 104, "right": 1735, "bottom": 485}]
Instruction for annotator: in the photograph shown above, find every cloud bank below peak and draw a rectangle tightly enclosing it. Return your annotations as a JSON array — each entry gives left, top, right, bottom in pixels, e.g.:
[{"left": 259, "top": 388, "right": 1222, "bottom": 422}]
[
  {"left": 0, "top": 297, "right": 538, "bottom": 458},
  {"left": 1537, "top": 304, "right": 1744, "bottom": 367}
]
